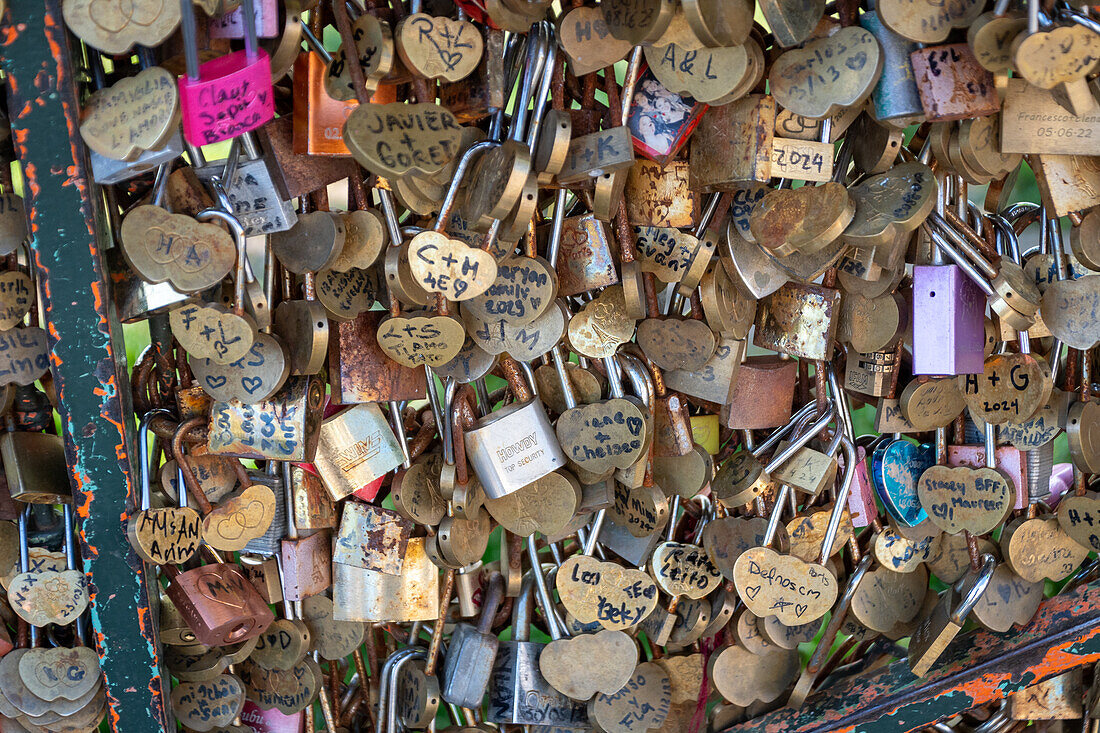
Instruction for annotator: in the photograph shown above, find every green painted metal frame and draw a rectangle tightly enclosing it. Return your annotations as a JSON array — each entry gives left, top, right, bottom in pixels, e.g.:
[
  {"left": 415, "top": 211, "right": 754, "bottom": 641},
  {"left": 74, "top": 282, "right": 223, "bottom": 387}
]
[
  {"left": 724, "top": 579, "right": 1100, "bottom": 733},
  {"left": 0, "top": 2, "right": 167, "bottom": 731}
]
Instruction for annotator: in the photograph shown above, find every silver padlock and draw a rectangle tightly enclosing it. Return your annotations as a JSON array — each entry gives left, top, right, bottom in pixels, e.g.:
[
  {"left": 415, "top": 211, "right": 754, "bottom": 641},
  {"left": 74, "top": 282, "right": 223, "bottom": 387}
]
[{"left": 463, "top": 357, "right": 566, "bottom": 499}]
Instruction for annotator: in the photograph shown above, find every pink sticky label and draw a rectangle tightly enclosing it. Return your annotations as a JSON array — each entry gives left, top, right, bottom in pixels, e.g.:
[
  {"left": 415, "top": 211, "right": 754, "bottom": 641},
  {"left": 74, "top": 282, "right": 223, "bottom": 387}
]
[
  {"left": 847, "top": 446, "right": 879, "bottom": 528},
  {"left": 209, "top": 0, "right": 279, "bottom": 39},
  {"left": 240, "top": 702, "right": 302, "bottom": 733},
  {"left": 179, "top": 49, "right": 274, "bottom": 146},
  {"left": 947, "top": 445, "right": 1027, "bottom": 510}
]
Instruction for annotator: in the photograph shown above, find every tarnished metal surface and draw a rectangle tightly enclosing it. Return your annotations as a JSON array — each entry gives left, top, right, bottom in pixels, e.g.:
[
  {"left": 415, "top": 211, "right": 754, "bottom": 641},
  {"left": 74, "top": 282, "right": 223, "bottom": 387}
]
[
  {"left": 722, "top": 579, "right": 1100, "bottom": 733},
  {"left": 754, "top": 282, "right": 841, "bottom": 361},
  {"left": 689, "top": 95, "right": 775, "bottom": 189},
  {"left": 0, "top": 1, "right": 168, "bottom": 729}
]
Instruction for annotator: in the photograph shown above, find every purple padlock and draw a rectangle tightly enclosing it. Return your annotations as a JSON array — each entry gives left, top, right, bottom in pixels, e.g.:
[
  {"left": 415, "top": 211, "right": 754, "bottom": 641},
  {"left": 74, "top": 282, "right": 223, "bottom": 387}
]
[{"left": 912, "top": 264, "right": 986, "bottom": 375}]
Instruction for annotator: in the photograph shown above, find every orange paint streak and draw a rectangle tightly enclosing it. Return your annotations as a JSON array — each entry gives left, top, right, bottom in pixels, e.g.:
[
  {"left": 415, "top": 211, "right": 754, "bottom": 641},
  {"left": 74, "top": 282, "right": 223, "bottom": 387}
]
[{"left": 0, "top": 24, "right": 22, "bottom": 46}]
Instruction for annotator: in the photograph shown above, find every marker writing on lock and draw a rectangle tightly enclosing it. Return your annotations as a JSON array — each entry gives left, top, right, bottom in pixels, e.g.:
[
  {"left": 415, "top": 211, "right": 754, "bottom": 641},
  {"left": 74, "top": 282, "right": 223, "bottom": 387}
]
[{"left": 746, "top": 560, "right": 823, "bottom": 599}]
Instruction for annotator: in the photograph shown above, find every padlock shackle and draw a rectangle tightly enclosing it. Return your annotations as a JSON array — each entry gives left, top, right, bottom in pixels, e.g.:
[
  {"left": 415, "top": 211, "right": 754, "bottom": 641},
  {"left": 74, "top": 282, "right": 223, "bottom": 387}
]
[
  {"left": 433, "top": 141, "right": 499, "bottom": 235},
  {"left": 603, "top": 355, "right": 626, "bottom": 400},
  {"left": 583, "top": 508, "right": 606, "bottom": 557},
  {"left": 512, "top": 570, "right": 536, "bottom": 642},
  {"left": 819, "top": 434, "right": 856, "bottom": 565},
  {"left": 618, "top": 353, "right": 655, "bottom": 408},
  {"left": 389, "top": 401, "right": 412, "bottom": 470},
  {"left": 281, "top": 462, "right": 298, "bottom": 540},
  {"left": 750, "top": 399, "right": 821, "bottom": 458},
  {"left": 476, "top": 572, "right": 505, "bottom": 635},
  {"left": 804, "top": 552, "right": 872, "bottom": 676},
  {"left": 138, "top": 409, "right": 174, "bottom": 512},
  {"left": 926, "top": 211, "right": 998, "bottom": 279},
  {"left": 17, "top": 504, "right": 29, "bottom": 574},
  {"left": 546, "top": 188, "right": 569, "bottom": 268},
  {"left": 499, "top": 355, "right": 534, "bottom": 403},
  {"left": 550, "top": 346, "right": 578, "bottom": 410},
  {"left": 179, "top": 0, "right": 200, "bottom": 81},
  {"left": 453, "top": 386, "right": 478, "bottom": 488},
  {"left": 273, "top": 550, "right": 294, "bottom": 619},
  {"left": 923, "top": 225, "right": 996, "bottom": 298},
  {"left": 526, "top": 22, "right": 556, "bottom": 151},
  {"left": 437, "top": 376, "right": 456, "bottom": 467},
  {"left": 171, "top": 416, "right": 215, "bottom": 515},
  {"left": 525, "top": 538, "right": 565, "bottom": 639},
  {"left": 197, "top": 207, "right": 249, "bottom": 316},
  {"left": 298, "top": 22, "right": 333, "bottom": 65},
  {"left": 508, "top": 23, "right": 549, "bottom": 144},
  {"left": 376, "top": 647, "right": 425, "bottom": 733},
  {"left": 763, "top": 404, "right": 836, "bottom": 475},
  {"left": 951, "top": 554, "right": 997, "bottom": 624}
]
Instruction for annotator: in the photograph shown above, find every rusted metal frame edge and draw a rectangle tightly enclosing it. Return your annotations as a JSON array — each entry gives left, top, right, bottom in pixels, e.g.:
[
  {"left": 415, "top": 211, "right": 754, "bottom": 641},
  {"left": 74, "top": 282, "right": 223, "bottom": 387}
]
[
  {"left": 0, "top": 2, "right": 168, "bottom": 731},
  {"left": 723, "top": 580, "right": 1100, "bottom": 733}
]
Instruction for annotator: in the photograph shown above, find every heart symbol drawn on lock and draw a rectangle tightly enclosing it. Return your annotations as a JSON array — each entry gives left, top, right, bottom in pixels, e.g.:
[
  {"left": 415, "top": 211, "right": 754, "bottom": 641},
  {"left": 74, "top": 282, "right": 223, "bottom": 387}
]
[
  {"left": 733, "top": 546, "right": 837, "bottom": 625},
  {"left": 769, "top": 26, "right": 883, "bottom": 119},
  {"left": 8, "top": 569, "right": 89, "bottom": 628},
  {"left": 556, "top": 398, "right": 648, "bottom": 474},
  {"left": 195, "top": 570, "right": 249, "bottom": 611},
  {"left": 558, "top": 6, "right": 632, "bottom": 75},
  {"left": 170, "top": 303, "right": 256, "bottom": 366},
  {"left": 917, "top": 465, "right": 1012, "bottom": 535},
  {"left": 189, "top": 332, "right": 289, "bottom": 404},
  {"left": 971, "top": 564, "right": 1043, "bottom": 633},
  {"left": 119, "top": 205, "right": 234, "bottom": 293},
  {"left": 19, "top": 646, "right": 100, "bottom": 702},
  {"left": 202, "top": 484, "right": 277, "bottom": 551},
  {"left": 70, "top": 0, "right": 177, "bottom": 48},
  {"left": 397, "top": 14, "right": 484, "bottom": 82}
]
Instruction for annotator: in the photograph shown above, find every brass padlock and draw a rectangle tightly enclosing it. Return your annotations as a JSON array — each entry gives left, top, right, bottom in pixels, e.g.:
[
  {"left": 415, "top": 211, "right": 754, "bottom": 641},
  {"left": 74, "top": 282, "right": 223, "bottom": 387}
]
[{"left": 1, "top": 429, "right": 71, "bottom": 505}]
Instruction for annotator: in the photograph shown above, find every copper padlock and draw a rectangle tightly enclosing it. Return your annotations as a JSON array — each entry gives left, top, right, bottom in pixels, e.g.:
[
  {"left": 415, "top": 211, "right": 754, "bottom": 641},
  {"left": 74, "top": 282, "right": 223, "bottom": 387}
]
[
  {"left": 163, "top": 560, "right": 274, "bottom": 646},
  {"left": 722, "top": 356, "right": 798, "bottom": 429}
]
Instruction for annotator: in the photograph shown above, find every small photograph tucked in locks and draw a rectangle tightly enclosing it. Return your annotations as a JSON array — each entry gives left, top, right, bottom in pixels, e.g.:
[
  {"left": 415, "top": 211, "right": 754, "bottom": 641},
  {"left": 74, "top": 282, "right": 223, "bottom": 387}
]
[{"left": 627, "top": 67, "right": 704, "bottom": 163}]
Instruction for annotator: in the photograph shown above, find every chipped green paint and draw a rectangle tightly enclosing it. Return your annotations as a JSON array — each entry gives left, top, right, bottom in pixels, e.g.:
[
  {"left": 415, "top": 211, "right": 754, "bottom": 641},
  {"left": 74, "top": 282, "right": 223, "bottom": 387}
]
[
  {"left": 0, "top": 1, "right": 167, "bottom": 731},
  {"left": 1066, "top": 633, "right": 1100, "bottom": 656},
  {"left": 854, "top": 689, "right": 975, "bottom": 733}
]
